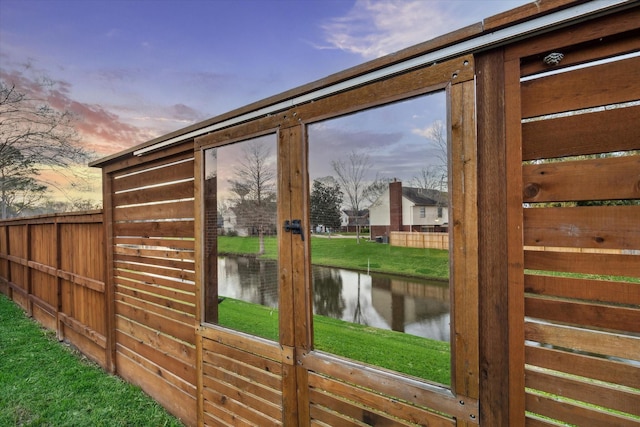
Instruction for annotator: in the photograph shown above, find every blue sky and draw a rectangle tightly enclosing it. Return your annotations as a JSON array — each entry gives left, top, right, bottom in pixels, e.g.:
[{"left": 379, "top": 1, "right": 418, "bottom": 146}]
[{"left": 1, "top": 0, "right": 529, "bottom": 201}]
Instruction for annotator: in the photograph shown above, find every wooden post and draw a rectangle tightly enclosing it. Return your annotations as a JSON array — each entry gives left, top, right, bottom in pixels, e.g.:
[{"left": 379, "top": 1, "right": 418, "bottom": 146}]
[
  {"left": 25, "top": 223, "right": 33, "bottom": 316},
  {"left": 476, "top": 48, "right": 525, "bottom": 426},
  {"left": 102, "top": 171, "right": 117, "bottom": 374},
  {"left": 55, "top": 216, "right": 64, "bottom": 341}
]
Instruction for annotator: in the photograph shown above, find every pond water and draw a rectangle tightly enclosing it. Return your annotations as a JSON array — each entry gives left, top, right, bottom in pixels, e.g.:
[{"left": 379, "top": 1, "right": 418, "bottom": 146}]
[{"left": 218, "top": 255, "right": 450, "bottom": 342}]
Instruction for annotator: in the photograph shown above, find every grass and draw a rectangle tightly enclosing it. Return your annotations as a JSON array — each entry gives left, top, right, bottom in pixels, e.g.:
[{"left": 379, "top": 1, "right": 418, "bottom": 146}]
[
  {"left": 0, "top": 294, "right": 184, "bottom": 427},
  {"left": 218, "top": 235, "right": 451, "bottom": 384},
  {"left": 219, "top": 298, "right": 450, "bottom": 385},
  {"left": 219, "top": 235, "right": 450, "bottom": 280}
]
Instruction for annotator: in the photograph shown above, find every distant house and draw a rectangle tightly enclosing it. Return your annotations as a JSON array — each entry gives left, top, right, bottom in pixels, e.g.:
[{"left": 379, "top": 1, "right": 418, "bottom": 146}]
[
  {"left": 369, "top": 180, "right": 448, "bottom": 238},
  {"left": 340, "top": 209, "right": 369, "bottom": 233},
  {"left": 224, "top": 201, "right": 277, "bottom": 237}
]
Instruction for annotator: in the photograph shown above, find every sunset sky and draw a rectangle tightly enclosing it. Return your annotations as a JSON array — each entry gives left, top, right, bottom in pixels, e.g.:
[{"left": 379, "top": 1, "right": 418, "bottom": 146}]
[{"left": 1, "top": 0, "right": 530, "bottom": 203}]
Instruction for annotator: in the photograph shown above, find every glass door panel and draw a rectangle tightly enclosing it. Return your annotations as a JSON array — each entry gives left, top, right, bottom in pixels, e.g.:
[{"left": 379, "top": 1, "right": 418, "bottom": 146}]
[
  {"left": 203, "top": 133, "right": 279, "bottom": 341},
  {"left": 307, "top": 92, "right": 451, "bottom": 384}
]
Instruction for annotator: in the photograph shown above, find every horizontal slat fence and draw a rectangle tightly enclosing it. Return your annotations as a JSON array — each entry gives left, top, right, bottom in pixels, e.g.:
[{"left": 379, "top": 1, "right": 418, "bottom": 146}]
[
  {"left": 199, "top": 328, "right": 284, "bottom": 426},
  {"left": 108, "top": 149, "right": 197, "bottom": 425},
  {"left": 390, "top": 231, "right": 449, "bottom": 250},
  {"left": 0, "top": 211, "right": 108, "bottom": 367},
  {"left": 518, "top": 34, "right": 640, "bottom": 426}
]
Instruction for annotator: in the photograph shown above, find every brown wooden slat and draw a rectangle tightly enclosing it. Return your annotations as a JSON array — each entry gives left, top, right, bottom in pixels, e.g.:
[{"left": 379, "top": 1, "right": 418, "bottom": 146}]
[
  {"left": 116, "top": 349, "right": 196, "bottom": 425},
  {"left": 114, "top": 267, "right": 195, "bottom": 294},
  {"left": 5, "top": 254, "right": 27, "bottom": 266},
  {"left": 58, "top": 312, "right": 107, "bottom": 349},
  {"left": 201, "top": 386, "right": 281, "bottom": 427},
  {"left": 115, "top": 315, "right": 196, "bottom": 366},
  {"left": 519, "top": 27, "right": 640, "bottom": 77},
  {"left": 505, "top": 8, "right": 640, "bottom": 62},
  {"left": 114, "top": 236, "right": 195, "bottom": 250},
  {"left": 289, "top": 55, "right": 472, "bottom": 124},
  {"left": 525, "top": 392, "right": 639, "bottom": 427},
  {"left": 115, "top": 275, "right": 195, "bottom": 307},
  {"left": 116, "top": 331, "right": 196, "bottom": 387},
  {"left": 484, "top": 0, "right": 577, "bottom": 32},
  {"left": 115, "top": 253, "right": 194, "bottom": 273},
  {"left": 201, "top": 362, "right": 282, "bottom": 407},
  {"left": 525, "top": 295, "right": 640, "bottom": 333},
  {"left": 199, "top": 324, "right": 283, "bottom": 362},
  {"left": 308, "top": 372, "right": 454, "bottom": 427},
  {"left": 521, "top": 55, "right": 640, "bottom": 118},
  {"left": 113, "top": 220, "right": 194, "bottom": 239},
  {"left": 116, "top": 300, "right": 195, "bottom": 344},
  {"left": 115, "top": 292, "right": 194, "bottom": 325},
  {"left": 201, "top": 369, "right": 282, "bottom": 422},
  {"left": 112, "top": 179, "right": 194, "bottom": 207},
  {"left": 112, "top": 158, "right": 194, "bottom": 192},
  {"left": 57, "top": 269, "right": 105, "bottom": 293},
  {"left": 115, "top": 260, "right": 194, "bottom": 283},
  {"left": 524, "top": 250, "right": 640, "bottom": 278},
  {"left": 27, "top": 259, "right": 57, "bottom": 276},
  {"left": 202, "top": 337, "right": 283, "bottom": 379},
  {"left": 523, "top": 205, "right": 640, "bottom": 250},
  {"left": 524, "top": 274, "right": 640, "bottom": 306},
  {"left": 309, "top": 404, "right": 365, "bottom": 427},
  {"left": 200, "top": 352, "right": 282, "bottom": 400},
  {"left": 114, "top": 286, "right": 192, "bottom": 321},
  {"left": 524, "top": 321, "right": 640, "bottom": 361},
  {"left": 0, "top": 211, "right": 102, "bottom": 226},
  {"left": 309, "top": 388, "right": 413, "bottom": 427},
  {"left": 113, "top": 200, "right": 194, "bottom": 222},
  {"left": 523, "top": 155, "right": 640, "bottom": 203},
  {"left": 522, "top": 105, "right": 640, "bottom": 160},
  {"left": 202, "top": 398, "right": 257, "bottom": 427},
  {"left": 102, "top": 144, "right": 193, "bottom": 175},
  {"left": 29, "top": 293, "right": 56, "bottom": 316},
  {"left": 525, "top": 415, "right": 558, "bottom": 427},
  {"left": 526, "top": 344, "right": 640, "bottom": 390},
  {"left": 299, "top": 351, "right": 475, "bottom": 421},
  {"left": 32, "top": 302, "right": 56, "bottom": 331},
  {"left": 63, "top": 326, "right": 107, "bottom": 368},
  {"left": 114, "top": 245, "right": 195, "bottom": 261}
]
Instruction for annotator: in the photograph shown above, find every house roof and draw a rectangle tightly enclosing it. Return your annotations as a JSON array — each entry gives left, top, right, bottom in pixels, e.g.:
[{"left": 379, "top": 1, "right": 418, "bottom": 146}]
[
  {"left": 342, "top": 209, "right": 369, "bottom": 217},
  {"left": 402, "top": 187, "right": 447, "bottom": 206}
]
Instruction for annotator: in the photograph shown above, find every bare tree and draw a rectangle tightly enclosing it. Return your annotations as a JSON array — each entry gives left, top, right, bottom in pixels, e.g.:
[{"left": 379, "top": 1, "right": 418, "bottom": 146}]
[
  {"left": 331, "top": 150, "right": 372, "bottom": 243},
  {"left": 0, "top": 74, "right": 90, "bottom": 218},
  {"left": 413, "top": 119, "right": 448, "bottom": 192},
  {"left": 229, "top": 140, "right": 277, "bottom": 254},
  {"left": 363, "top": 174, "right": 392, "bottom": 207}
]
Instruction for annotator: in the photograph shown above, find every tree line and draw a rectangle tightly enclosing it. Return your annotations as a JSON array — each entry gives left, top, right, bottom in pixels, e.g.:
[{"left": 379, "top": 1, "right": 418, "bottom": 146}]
[{"left": 1, "top": 69, "right": 97, "bottom": 219}]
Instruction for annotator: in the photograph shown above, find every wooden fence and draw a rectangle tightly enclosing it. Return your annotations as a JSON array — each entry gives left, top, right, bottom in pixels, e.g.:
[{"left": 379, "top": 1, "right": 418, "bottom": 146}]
[
  {"left": 512, "top": 19, "right": 640, "bottom": 423},
  {"left": 1, "top": 2, "right": 638, "bottom": 427},
  {"left": 0, "top": 211, "right": 108, "bottom": 367},
  {"left": 390, "top": 231, "right": 449, "bottom": 250}
]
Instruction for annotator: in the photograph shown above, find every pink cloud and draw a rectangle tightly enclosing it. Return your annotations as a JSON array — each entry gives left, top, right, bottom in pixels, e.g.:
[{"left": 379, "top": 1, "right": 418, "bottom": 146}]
[{"left": 1, "top": 67, "right": 195, "bottom": 158}]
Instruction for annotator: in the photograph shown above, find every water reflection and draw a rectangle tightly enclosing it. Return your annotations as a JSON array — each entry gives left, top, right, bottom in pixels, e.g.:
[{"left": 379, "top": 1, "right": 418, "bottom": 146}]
[
  {"left": 218, "top": 255, "right": 279, "bottom": 308},
  {"left": 218, "top": 255, "right": 450, "bottom": 342}
]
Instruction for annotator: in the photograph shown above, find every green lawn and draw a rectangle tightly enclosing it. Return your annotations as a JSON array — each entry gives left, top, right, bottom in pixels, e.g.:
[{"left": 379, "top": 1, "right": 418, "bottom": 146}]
[
  {"left": 0, "top": 294, "right": 184, "bottom": 427},
  {"left": 219, "top": 298, "right": 451, "bottom": 385},
  {"left": 219, "top": 235, "right": 450, "bottom": 280}
]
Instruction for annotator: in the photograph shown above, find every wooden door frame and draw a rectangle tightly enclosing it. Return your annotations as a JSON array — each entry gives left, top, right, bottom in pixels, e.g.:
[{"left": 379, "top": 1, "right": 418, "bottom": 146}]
[{"left": 194, "top": 54, "right": 481, "bottom": 425}]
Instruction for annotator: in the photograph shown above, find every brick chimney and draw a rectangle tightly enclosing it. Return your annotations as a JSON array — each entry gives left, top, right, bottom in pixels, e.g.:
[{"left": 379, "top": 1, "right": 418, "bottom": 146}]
[{"left": 389, "top": 179, "right": 402, "bottom": 232}]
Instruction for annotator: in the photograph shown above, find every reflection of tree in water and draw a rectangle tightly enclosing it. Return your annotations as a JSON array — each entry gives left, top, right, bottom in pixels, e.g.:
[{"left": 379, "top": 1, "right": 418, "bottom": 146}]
[
  {"left": 352, "top": 273, "right": 365, "bottom": 325},
  {"left": 233, "top": 256, "right": 279, "bottom": 308},
  {"left": 312, "top": 265, "right": 345, "bottom": 318}
]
